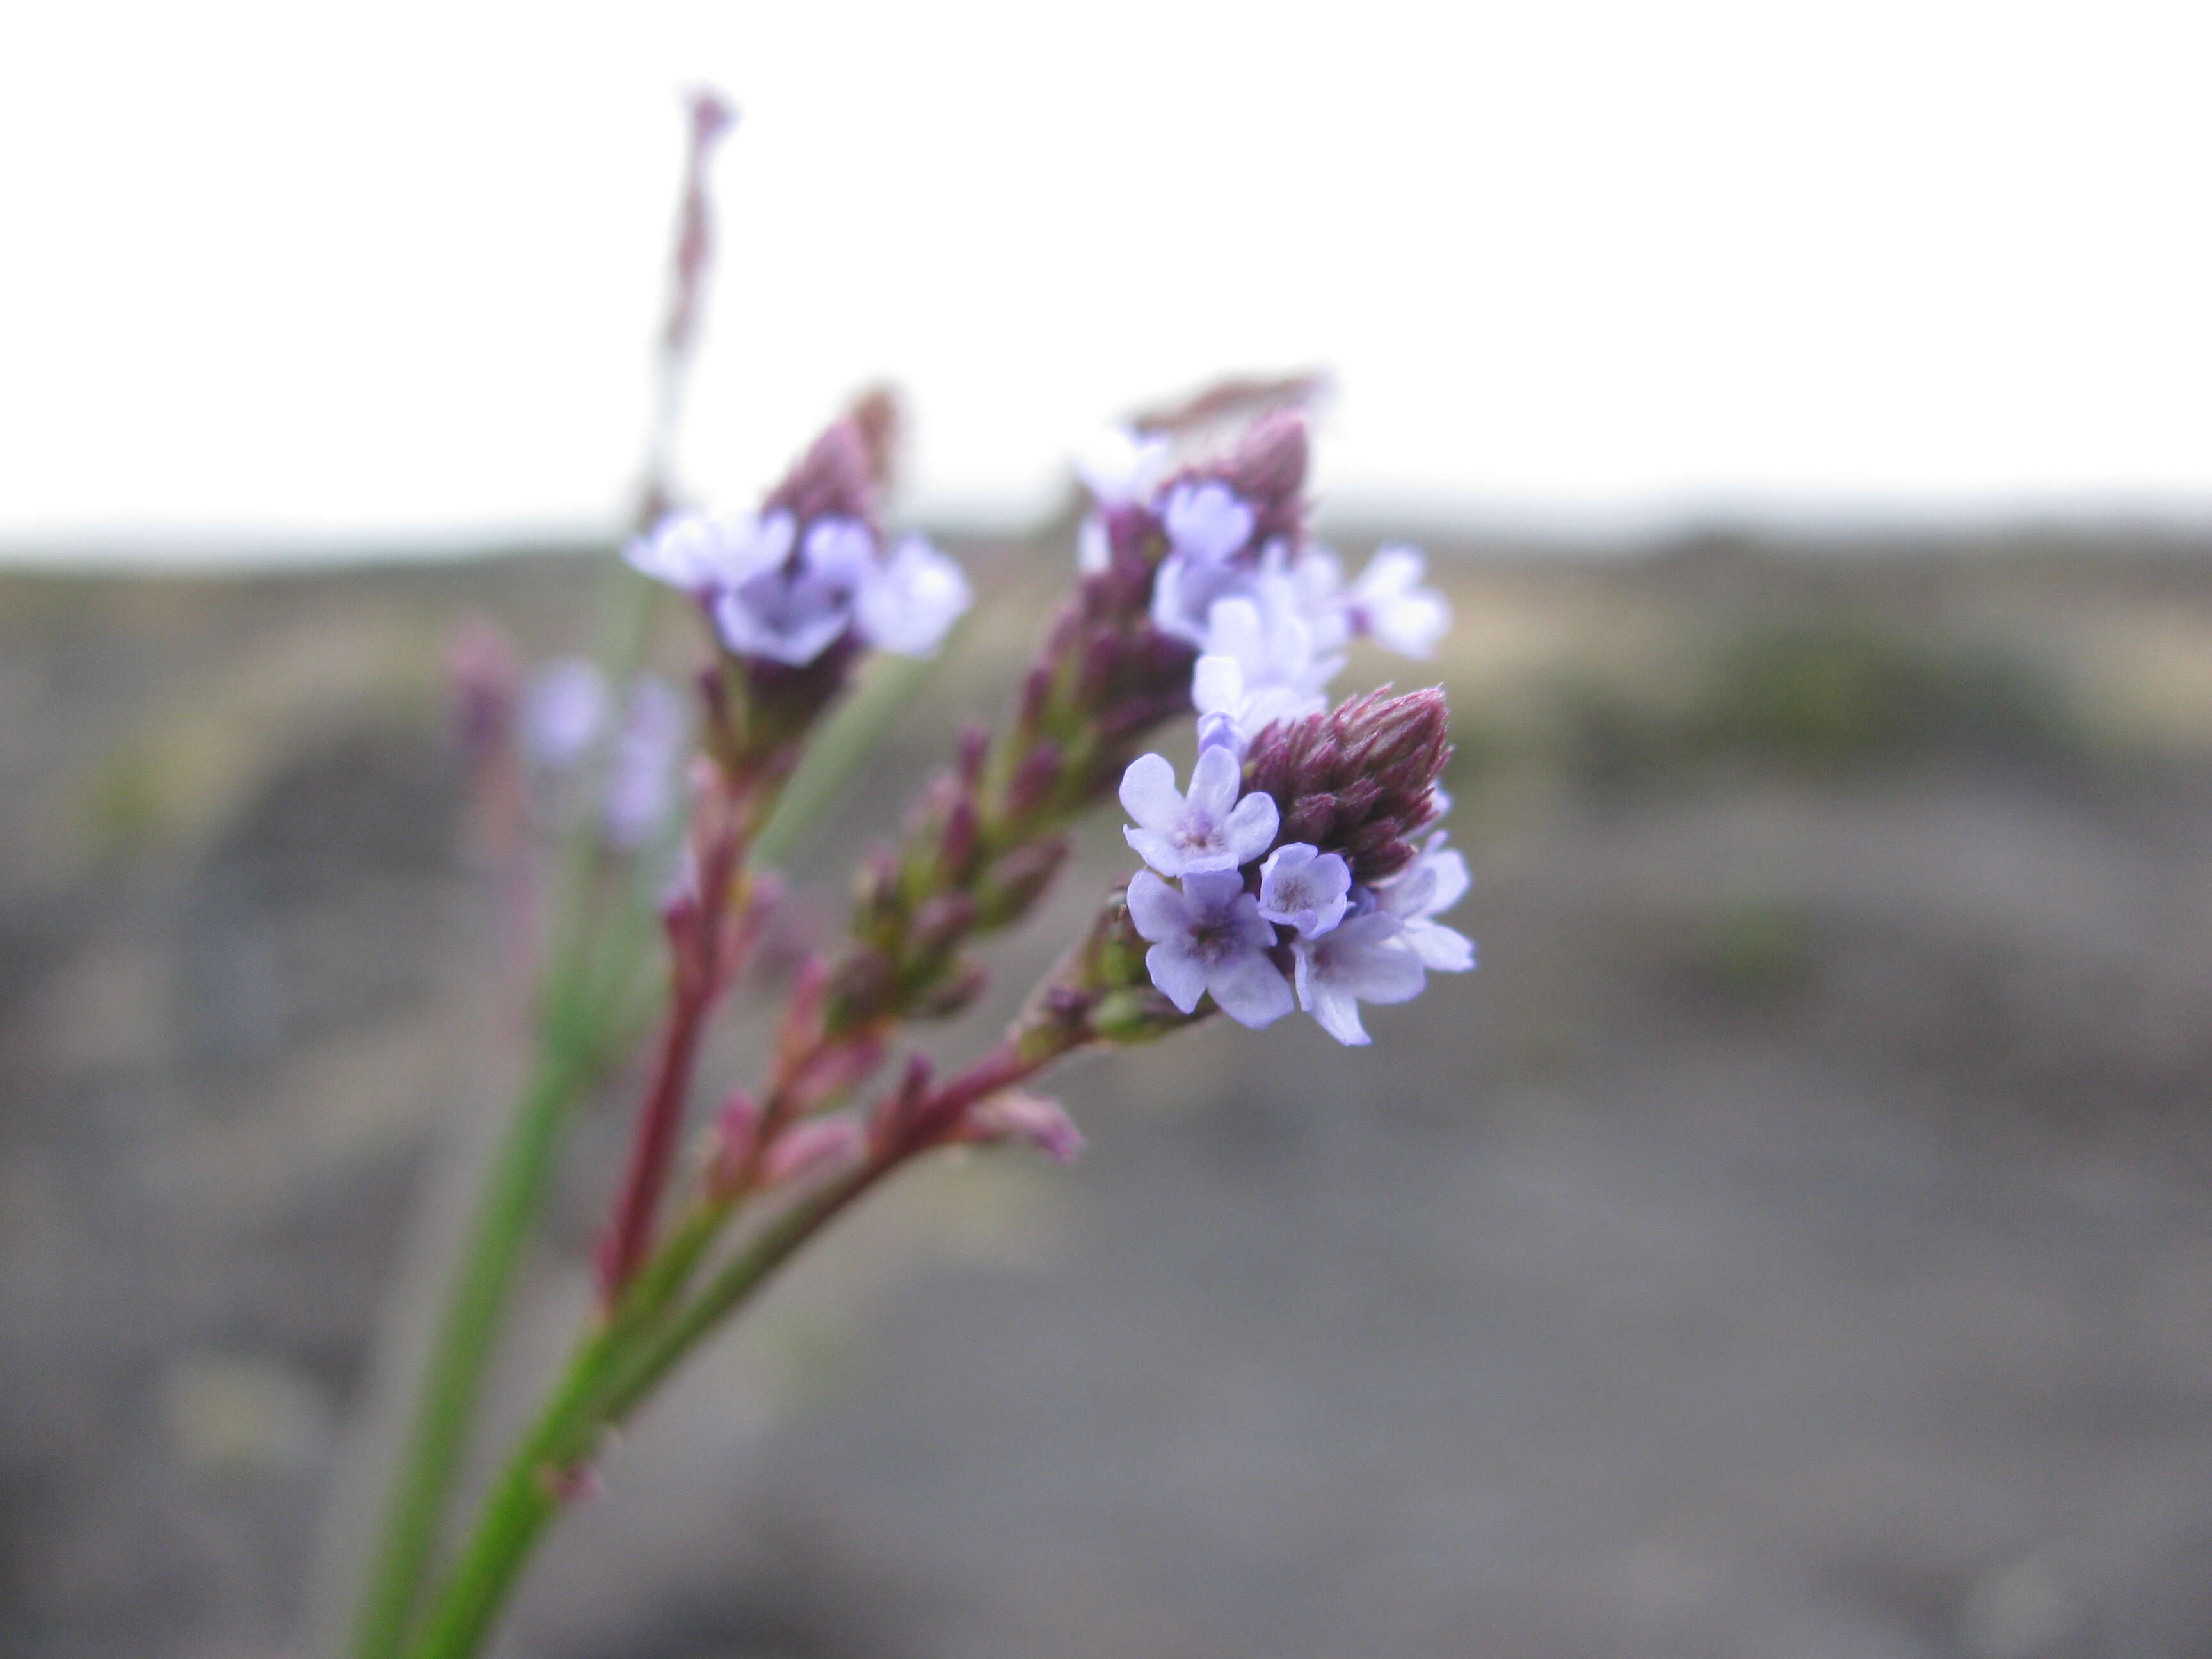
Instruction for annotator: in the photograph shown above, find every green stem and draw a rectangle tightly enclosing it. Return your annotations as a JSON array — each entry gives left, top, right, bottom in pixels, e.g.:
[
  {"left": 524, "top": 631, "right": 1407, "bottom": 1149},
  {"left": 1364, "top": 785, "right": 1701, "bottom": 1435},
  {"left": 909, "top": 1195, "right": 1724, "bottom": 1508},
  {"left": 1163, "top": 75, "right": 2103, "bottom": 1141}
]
[
  {"left": 346, "top": 573, "right": 661, "bottom": 1659},
  {"left": 344, "top": 1035, "right": 596, "bottom": 1659},
  {"left": 400, "top": 1162, "right": 885, "bottom": 1659}
]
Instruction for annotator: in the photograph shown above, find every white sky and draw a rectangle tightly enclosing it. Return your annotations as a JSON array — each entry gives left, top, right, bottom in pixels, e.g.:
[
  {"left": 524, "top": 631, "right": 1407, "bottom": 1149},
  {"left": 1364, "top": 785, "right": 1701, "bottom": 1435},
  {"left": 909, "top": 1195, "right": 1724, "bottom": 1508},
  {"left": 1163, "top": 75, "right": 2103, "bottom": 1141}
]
[{"left": 3, "top": 0, "right": 2209, "bottom": 554}]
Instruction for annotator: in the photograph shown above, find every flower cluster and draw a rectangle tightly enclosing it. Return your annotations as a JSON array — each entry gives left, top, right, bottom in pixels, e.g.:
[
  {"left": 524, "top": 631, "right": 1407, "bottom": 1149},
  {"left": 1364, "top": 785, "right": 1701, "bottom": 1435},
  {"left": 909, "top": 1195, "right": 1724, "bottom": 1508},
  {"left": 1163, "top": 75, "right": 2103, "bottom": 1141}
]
[
  {"left": 1078, "top": 419, "right": 1449, "bottom": 758},
  {"left": 518, "top": 658, "right": 691, "bottom": 849},
  {"left": 1118, "top": 699, "right": 1471, "bottom": 1045},
  {"left": 625, "top": 467, "right": 969, "bottom": 671},
  {"left": 1073, "top": 419, "right": 1470, "bottom": 1045},
  {"left": 620, "top": 405, "right": 974, "bottom": 781}
]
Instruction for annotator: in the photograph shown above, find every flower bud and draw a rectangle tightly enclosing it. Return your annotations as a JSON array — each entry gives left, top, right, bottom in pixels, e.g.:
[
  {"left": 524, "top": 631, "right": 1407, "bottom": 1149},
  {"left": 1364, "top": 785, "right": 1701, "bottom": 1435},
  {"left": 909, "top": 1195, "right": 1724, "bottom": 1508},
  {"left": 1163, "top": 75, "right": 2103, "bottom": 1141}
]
[
  {"left": 936, "top": 791, "right": 982, "bottom": 883},
  {"left": 763, "top": 1114, "right": 866, "bottom": 1187},
  {"left": 972, "top": 836, "right": 1070, "bottom": 928},
  {"left": 1003, "top": 741, "right": 1064, "bottom": 822},
  {"left": 1208, "top": 410, "right": 1308, "bottom": 550},
  {"left": 822, "top": 948, "right": 895, "bottom": 1032},
  {"left": 762, "top": 413, "right": 878, "bottom": 529},
  {"left": 1086, "top": 986, "right": 1196, "bottom": 1045},
  {"left": 1245, "top": 687, "right": 1452, "bottom": 883},
  {"left": 958, "top": 1092, "right": 1084, "bottom": 1166},
  {"left": 909, "top": 956, "right": 988, "bottom": 1019}
]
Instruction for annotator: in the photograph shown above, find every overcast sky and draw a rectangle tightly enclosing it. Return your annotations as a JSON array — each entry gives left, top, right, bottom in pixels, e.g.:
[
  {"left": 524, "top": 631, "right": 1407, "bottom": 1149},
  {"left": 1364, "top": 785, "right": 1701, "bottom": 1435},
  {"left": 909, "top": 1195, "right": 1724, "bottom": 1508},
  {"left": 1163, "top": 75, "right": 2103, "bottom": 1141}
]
[{"left": 3, "top": 0, "right": 2208, "bottom": 554}]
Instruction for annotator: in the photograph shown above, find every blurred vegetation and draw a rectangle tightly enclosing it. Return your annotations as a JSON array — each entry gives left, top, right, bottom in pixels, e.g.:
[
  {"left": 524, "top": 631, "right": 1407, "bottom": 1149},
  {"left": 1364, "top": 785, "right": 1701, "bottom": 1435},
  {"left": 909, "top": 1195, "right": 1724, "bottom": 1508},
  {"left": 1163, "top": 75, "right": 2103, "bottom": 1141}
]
[{"left": 1536, "top": 617, "right": 2080, "bottom": 793}]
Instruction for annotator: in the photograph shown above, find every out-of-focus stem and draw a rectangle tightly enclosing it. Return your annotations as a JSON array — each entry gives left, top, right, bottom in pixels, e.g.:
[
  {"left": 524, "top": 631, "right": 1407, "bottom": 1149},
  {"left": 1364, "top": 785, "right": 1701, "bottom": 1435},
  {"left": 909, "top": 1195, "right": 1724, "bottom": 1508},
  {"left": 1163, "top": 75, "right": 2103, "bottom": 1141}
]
[
  {"left": 399, "top": 1160, "right": 881, "bottom": 1659},
  {"left": 399, "top": 1032, "right": 1061, "bottom": 1659}
]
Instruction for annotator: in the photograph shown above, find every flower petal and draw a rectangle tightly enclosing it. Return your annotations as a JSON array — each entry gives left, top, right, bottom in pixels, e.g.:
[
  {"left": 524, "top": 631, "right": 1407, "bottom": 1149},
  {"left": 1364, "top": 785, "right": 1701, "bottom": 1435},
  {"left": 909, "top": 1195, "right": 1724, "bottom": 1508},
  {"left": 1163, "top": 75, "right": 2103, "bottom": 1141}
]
[
  {"left": 1146, "top": 941, "right": 1210, "bottom": 1014},
  {"left": 1118, "top": 753, "right": 1184, "bottom": 830},
  {"left": 1207, "top": 950, "right": 1295, "bottom": 1029},
  {"left": 1184, "top": 743, "right": 1243, "bottom": 820},
  {"left": 1124, "top": 870, "right": 1185, "bottom": 943},
  {"left": 1218, "top": 791, "right": 1281, "bottom": 867}
]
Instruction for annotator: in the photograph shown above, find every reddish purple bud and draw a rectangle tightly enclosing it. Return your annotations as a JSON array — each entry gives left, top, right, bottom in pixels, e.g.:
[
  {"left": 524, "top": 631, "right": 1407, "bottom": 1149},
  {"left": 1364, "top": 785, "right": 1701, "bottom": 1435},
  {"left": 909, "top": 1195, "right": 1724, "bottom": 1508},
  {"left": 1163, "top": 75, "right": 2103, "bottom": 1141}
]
[
  {"left": 938, "top": 792, "right": 981, "bottom": 881},
  {"left": 1016, "top": 662, "right": 1056, "bottom": 733},
  {"left": 822, "top": 948, "right": 894, "bottom": 1031},
  {"left": 960, "top": 1091, "right": 1084, "bottom": 1166},
  {"left": 1004, "top": 742, "right": 1064, "bottom": 821},
  {"left": 763, "top": 1114, "right": 865, "bottom": 1187},
  {"left": 956, "top": 723, "right": 991, "bottom": 785},
  {"left": 910, "top": 956, "right": 988, "bottom": 1018},
  {"left": 1206, "top": 410, "right": 1310, "bottom": 549},
  {"left": 787, "top": 1034, "right": 886, "bottom": 1113},
  {"left": 908, "top": 892, "right": 979, "bottom": 965},
  {"left": 708, "top": 1089, "right": 760, "bottom": 1194},
  {"left": 974, "top": 835, "right": 1070, "bottom": 927},
  {"left": 1246, "top": 687, "right": 1453, "bottom": 883},
  {"left": 764, "top": 415, "right": 877, "bottom": 529}
]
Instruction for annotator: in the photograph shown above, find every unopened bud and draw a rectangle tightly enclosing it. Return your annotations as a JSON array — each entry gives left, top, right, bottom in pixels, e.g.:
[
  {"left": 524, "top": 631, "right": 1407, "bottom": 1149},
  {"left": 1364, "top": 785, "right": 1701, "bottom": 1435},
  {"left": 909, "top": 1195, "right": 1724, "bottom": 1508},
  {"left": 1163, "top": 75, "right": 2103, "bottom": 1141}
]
[
  {"left": 1004, "top": 742, "right": 1064, "bottom": 822},
  {"left": 909, "top": 956, "right": 988, "bottom": 1019},
  {"left": 956, "top": 723, "right": 990, "bottom": 785},
  {"left": 973, "top": 836, "right": 1070, "bottom": 928},
  {"left": 822, "top": 949, "right": 895, "bottom": 1031},
  {"left": 854, "top": 849, "right": 905, "bottom": 942},
  {"left": 762, "top": 1114, "right": 865, "bottom": 1187},
  {"left": 1087, "top": 986, "right": 1194, "bottom": 1045},
  {"left": 907, "top": 892, "right": 978, "bottom": 968},
  {"left": 936, "top": 792, "right": 981, "bottom": 883},
  {"left": 1212, "top": 410, "right": 1309, "bottom": 548},
  {"left": 763, "top": 415, "right": 878, "bottom": 528},
  {"left": 707, "top": 1088, "right": 760, "bottom": 1194},
  {"left": 960, "top": 1091, "right": 1084, "bottom": 1166}
]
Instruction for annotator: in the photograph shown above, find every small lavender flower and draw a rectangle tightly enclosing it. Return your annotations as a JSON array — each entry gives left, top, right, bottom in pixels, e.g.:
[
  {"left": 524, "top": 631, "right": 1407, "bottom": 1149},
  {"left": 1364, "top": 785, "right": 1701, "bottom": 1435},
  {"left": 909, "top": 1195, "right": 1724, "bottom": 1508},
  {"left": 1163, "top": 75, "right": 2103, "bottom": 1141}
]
[
  {"left": 1075, "top": 426, "right": 1171, "bottom": 507},
  {"left": 1162, "top": 480, "right": 1254, "bottom": 565},
  {"left": 1347, "top": 545, "right": 1450, "bottom": 659},
  {"left": 714, "top": 540, "right": 857, "bottom": 666},
  {"left": 1194, "top": 590, "right": 1342, "bottom": 737},
  {"left": 603, "top": 677, "right": 691, "bottom": 848},
  {"left": 522, "top": 659, "right": 611, "bottom": 769},
  {"left": 1119, "top": 748, "right": 1279, "bottom": 877},
  {"left": 1256, "top": 843, "right": 1353, "bottom": 939},
  {"left": 1126, "top": 870, "right": 1294, "bottom": 1028},
  {"left": 1374, "top": 830, "right": 1475, "bottom": 971},
  {"left": 1150, "top": 547, "right": 1256, "bottom": 646},
  {"left": 1292, "top": 911, "right": 1426, "bottom": 1045},
  {"left": 713, "top": 517, "right": 970, "bottom": 666},
  {"left": 854, "top": 533, "right": 973, "bottom": 657},
  {"left": 625, "top": 509, "right": 795, "bottom": 596}
]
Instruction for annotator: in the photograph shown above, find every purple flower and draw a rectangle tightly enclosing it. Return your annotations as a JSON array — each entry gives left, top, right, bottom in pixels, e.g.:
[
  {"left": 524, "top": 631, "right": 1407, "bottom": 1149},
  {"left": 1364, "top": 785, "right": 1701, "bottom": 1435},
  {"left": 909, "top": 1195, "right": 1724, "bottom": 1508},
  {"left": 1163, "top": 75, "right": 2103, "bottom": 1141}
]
[
  {"left": 1150, "top": 548, "right": 1255, "bottom": 646},
  {"left": 854, "top": 533, "right": 972, "bottom": 657},
  {"left": 1189, "top": 588, "right": 1342, "bottom": 752},
  {"left": 1119, "top": 748, "right": 1279, "bottom": 878},
  {"left": 1162, "top": 481, "right": 1255, "bottom": 565},
  {"left": 1374, "top": 831, "right": 1475, "bottom": 972},
  {"left": 521, "top": 659, "right": 610, "bottom": 769},
  {"left": 1075, "top": 426, "right": 1171, "bottom": 507},
  {"left": 1349, "top": 545, "right": 1450, "bottom": 659},
  {"left": 1256, "top": 843, "right": 1352, "bottom": 939},
  {"left": 602, "top": 676, "right": 691, "bottom": 849},
  {"left": 625, "top": 509, "right": 795, "bottom": 595},
  {"left": 713, "top": 517, "right": 972, "bottom": 666},
  {"left": 1256, "top": 538, "right": 1353, "bottom": 654},
  {"left": 1292, "top": 912, "right": 1425, "bottom": 1045},
  {"left": 1126, "top": 870, "right": 1294, "bottom": 1028}
]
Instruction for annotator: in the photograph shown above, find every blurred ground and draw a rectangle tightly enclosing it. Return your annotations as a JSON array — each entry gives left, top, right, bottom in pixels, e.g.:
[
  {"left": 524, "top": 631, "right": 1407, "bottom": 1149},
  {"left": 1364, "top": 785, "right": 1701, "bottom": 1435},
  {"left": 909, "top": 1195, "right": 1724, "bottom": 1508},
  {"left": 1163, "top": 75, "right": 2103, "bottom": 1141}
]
[{"left": 4, "top": 529, "right": 2212, "bottom": 1659}]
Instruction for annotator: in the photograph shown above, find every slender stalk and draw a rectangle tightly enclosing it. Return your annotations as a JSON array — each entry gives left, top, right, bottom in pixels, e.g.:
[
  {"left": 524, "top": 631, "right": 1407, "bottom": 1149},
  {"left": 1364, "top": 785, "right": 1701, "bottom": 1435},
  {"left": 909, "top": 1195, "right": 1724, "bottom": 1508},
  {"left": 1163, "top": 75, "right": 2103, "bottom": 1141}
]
[
  {"left": 344, "top": 1030, "right": 596, "bottom": 1659},
  {"left": 399, "top": 1162, "right": 884, "bottom": 1659},
  {"left": 346, "top": 578, "right": 660, "bottom": 1659}
]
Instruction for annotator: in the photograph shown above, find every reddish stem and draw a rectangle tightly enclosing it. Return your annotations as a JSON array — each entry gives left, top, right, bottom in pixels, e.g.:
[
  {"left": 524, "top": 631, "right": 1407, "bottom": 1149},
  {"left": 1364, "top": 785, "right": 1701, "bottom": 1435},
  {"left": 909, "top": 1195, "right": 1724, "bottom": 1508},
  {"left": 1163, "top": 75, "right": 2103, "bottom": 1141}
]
[{"left": 594, "top": 987, "right": 714, "bottom": 1305}]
